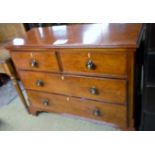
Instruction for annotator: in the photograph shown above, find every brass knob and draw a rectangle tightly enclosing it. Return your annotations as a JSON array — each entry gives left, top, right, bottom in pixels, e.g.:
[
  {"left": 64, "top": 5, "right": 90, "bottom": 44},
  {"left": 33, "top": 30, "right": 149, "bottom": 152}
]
[
  {"left": 93, "top": 109, "right": 101, "bottom": 117},
  {"left": 36, "top": 80, "right": 44, "bottom": 87},
  {"left": 90, "top": 87, "right": 98, "bottom": 95},
  {"left": 31, "top": 59, "right": 38, "bottom": 68},
  {"left": 42, "top": 99, "right": 49, "bottom": 106},
  {"left": 86, "top": 60, "right": 95, "bottom": 70}
]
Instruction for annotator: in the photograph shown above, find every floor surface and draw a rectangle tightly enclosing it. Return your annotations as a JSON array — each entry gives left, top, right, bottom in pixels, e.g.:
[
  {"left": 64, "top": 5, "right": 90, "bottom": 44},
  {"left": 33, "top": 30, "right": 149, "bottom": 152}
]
[{"left": 0, "top": 81, "right": 118, "bottom": 131}]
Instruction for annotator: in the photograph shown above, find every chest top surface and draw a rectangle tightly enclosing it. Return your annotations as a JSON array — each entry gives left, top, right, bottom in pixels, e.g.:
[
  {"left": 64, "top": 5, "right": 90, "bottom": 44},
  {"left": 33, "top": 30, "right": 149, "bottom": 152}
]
[{"left": 7, "top": 23, "right": 142, "bottom": 50}]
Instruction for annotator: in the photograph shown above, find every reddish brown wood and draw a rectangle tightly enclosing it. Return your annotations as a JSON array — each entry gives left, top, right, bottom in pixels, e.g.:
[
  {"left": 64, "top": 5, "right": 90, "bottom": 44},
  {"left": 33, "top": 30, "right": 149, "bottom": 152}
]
[
  {"left": 28, "top": 104, "right": 39, "bottom": 116},
  {"left": 27, "top": 90, "right": 127, "bottom": 128},
  {"left": 6, "top": 24, "right": 143, "bottom": 130},
  {"left": 60, "top": 48, "right": 127, "bottom": 77},
  {"left": 11, "top": 50, "right": 59, "bottom": 72},
  {"left": 126, "top": 51, "right": 136, "bottom": 128},
  {"left": 19, "top": 71, "right": 127, "bottom": 104},
  {"left": 6, "top": 23, "right": 142, "bottom": 50}
]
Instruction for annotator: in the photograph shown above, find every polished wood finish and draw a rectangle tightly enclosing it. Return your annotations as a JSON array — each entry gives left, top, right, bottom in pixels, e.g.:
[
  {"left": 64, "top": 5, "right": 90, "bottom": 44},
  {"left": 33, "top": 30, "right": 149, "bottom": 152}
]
[
  {"left": 6, "top": 24, "right": 142, "bottom": 49},
  {"left": 11, "top": 50, "right": 59, "bottom": 72},
  {"left": 60, "top": 49, "right": 127, "bottom": 77},
  {"left": 126, "top": 52, "right": 135, "bottom": 128},
  {"left": 6, "top": 23, "right": 143, "bottom": 130},
  {"left": 19, "top": 71, "right": 126, "bottom": 104},
  {"left": 28, "top": 90, "right": 127, "bottom": 128}
]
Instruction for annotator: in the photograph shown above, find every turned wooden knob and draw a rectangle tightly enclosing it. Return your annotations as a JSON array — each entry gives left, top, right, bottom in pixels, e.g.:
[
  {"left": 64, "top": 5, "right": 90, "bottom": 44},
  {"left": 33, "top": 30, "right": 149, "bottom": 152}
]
[
  {"left": 86, "top": 59, "right": 95, "bottom": 70},
  {"left": 36, "top": 80, "right": 44, "bottom": 87},
  {"left": 31, "top": 59, "right": 38, "bottom": 68},
  {"left": 93, "top": 109, "right": 101, "bottom": 117},
  {"left": 89, "top": 87, "right": 98, "bottom": 95},
  {"left": 42, "top": 99, "right": 49, "bottom": 106}
]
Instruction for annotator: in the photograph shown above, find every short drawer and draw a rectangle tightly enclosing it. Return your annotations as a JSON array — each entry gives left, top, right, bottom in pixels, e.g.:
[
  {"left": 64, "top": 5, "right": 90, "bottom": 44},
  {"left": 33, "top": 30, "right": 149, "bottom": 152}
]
[
  {"left": 11, "top": 50, "right": 59, "bottom": 72},
  {"left": 59, "top": 49, "right": 127, "bottom": 77},
  {"left": 27, "top": 90, "right": 127, "bottom": 128},
  {"left": 20, "top": 71, "right": 127, "bottom": 104}
]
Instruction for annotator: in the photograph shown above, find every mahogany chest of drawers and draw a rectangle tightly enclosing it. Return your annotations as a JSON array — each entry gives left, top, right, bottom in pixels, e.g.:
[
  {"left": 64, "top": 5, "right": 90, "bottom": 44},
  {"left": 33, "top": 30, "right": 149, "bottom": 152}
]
[{"left": 7, "top": 23, "right": 143, "bottom": 130}]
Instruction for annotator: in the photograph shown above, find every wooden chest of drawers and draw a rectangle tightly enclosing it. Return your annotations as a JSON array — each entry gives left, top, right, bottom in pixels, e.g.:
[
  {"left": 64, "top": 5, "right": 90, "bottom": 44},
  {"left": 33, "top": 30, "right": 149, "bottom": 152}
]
[{"left": 7, "top": 23, "right": 143, "bottom": 130}]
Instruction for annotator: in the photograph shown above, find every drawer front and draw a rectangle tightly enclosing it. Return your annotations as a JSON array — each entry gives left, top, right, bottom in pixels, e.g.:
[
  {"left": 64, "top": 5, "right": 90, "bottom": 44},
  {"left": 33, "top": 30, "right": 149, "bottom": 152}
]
[
  {"left": 11, "top": 51, "right": 59, "bottom": 72},
  {"left": 60, "top": 49, "right": 127, "bottom": 77},
  {"left": 28, "top": 90, "right": 127, "bottom": 128},
  {"left": 20, "top": 71, "right": 126, "bottom": 104}
]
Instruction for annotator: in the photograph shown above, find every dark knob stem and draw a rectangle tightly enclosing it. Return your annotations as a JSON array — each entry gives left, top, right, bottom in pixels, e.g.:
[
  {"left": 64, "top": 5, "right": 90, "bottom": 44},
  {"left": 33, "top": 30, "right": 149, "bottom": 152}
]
[
  {"left": 42, "top": 99, "right": 49, "bottom": 106},
  {"left": 90, "top": 87, "right": 98, "bottom": 95},
  {"left": 31, "top": 59, "right": 38, "bottom": 68},
  {"left": 93, "top": 109, "right": 101, "bottom": 117},
  {"left": 36, "top": 80, "right": 44, "bottom": 87},
  {"left": 86, "top": 60, "right": 95, "bottom": 70}
]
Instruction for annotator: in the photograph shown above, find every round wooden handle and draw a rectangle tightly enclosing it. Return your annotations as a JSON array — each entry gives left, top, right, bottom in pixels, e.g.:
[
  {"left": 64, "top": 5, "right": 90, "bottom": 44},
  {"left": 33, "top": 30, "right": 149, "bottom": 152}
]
[
  {"left": 86, "top": 60, "right": 95, "bottom": 70},
  {"left": 42, "top": 99, "right": 49, "bottom": 106},
  {"left": 90, "top": 87, "right": 98, "bottom": 95},
  {"left": 36, "top": 80, "right": 44, "bottom": 87},
  {"left": 93, "top": 109, "right": 101, "bottom": 117},
  {"left": 31, "top": 59, "right": 38, "bottom": 68}
]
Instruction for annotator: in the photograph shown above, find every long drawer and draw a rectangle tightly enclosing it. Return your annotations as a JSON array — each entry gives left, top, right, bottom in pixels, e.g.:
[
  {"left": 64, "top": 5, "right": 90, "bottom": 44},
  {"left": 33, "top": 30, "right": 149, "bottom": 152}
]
[
  {"left": 20, "top": 71, "right": 127, "bottom": 104},
  {"left": 27, "top": 90, "right": 127, "bottom": 128},
  {"left": 11, "top": 50, "right": 59, "bottom": 72},
  {"left": 59, "top": 49, "right": 127, "bottom": 77}
]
